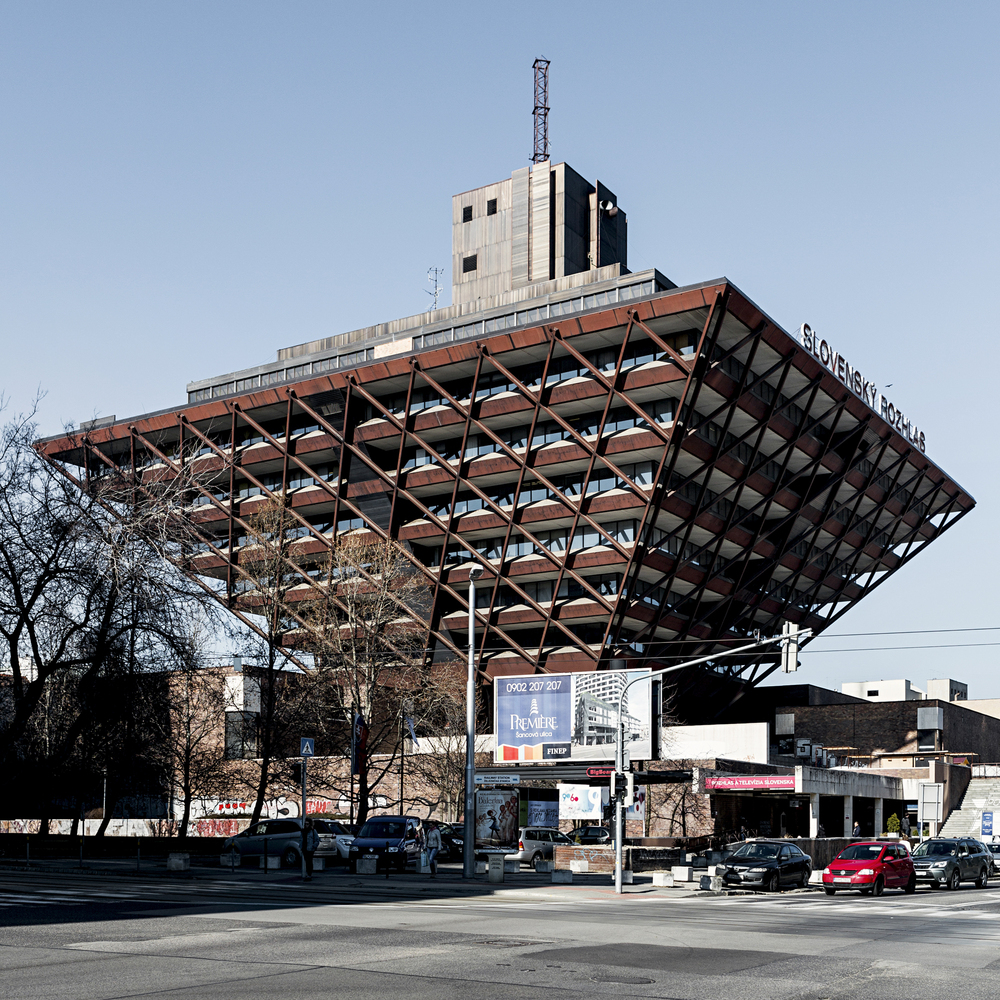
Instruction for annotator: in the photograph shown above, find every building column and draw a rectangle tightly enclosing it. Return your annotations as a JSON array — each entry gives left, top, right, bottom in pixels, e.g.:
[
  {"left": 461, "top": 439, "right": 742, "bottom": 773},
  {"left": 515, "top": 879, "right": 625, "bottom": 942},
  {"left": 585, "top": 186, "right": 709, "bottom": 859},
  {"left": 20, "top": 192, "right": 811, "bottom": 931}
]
[
  {"left": 809, "top": 793, "right": 820, "bottom": 839},
  {"left": 874, "top": 798, "right": 884, "bottom": 837},
  {"left": 844, "top": 795, "right": 854, "bottom": 838}
]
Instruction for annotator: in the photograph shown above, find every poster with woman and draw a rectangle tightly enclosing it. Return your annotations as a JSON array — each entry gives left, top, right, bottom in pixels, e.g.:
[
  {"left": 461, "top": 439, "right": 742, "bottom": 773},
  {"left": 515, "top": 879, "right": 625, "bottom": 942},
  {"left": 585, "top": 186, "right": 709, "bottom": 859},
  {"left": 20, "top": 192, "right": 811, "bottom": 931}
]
[{"left": 475, "top": 789, "right": 519, "bottom": 846}]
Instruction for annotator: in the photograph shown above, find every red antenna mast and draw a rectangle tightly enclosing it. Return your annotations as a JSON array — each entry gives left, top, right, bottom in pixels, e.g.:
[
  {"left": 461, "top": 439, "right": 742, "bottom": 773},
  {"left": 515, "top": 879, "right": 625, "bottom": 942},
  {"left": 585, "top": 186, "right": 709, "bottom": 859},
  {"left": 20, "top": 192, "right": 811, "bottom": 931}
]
[{"left": 532, "top": 58, "right": 550, "bottom": 163}]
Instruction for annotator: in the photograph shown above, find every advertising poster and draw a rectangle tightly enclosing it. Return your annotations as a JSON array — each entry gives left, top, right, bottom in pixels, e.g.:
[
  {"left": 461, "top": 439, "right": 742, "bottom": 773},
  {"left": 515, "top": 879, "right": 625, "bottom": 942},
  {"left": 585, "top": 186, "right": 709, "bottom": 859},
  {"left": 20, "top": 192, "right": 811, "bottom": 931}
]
[
  {"left": 475, "top": 789, "right": 519, "bottom": 846},
  {"left": 494, "top": 668, "right": 652, "bottom": 763},
  {"left": 559, "top": 784, "right": 604, "bottom": 820},
  {"left": 520, "top": 796, "right": 560, "bottom": 827},
  {"left": 626, "top": 785, "right": 646, "bottom": 821}
]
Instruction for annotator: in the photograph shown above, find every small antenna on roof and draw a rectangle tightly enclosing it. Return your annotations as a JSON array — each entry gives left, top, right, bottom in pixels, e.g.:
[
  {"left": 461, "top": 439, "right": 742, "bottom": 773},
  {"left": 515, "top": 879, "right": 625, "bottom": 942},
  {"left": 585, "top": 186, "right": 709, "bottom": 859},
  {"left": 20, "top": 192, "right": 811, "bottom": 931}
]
[
  {"left": 532, "top": 57, "right": 550, "bottom": 163},
  {"left": 426, "top": 267, "right": 444, "bottom": 311}
]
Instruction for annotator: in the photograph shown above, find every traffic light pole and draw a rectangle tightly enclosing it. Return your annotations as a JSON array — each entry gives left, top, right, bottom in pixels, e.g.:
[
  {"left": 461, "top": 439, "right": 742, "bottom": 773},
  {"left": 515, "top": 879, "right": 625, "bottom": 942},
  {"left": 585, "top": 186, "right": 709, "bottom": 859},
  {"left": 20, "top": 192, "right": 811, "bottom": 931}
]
[
  {"left": 613, "top": 630, "right": 809, "bottom": 894},
  {"left": 463, "top": 565, "right": 482, "bottom": 879},
  {"left": 301, "top": 757, "right": 307, "bottom": 880}
]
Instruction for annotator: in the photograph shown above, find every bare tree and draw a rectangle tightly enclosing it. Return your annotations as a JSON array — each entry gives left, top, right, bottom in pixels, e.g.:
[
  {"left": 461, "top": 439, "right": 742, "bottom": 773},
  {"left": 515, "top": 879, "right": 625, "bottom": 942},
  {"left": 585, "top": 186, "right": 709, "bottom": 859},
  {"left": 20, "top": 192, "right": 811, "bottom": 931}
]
[{"left": 302, "top": 531, "right": 433, "bottom": 827}]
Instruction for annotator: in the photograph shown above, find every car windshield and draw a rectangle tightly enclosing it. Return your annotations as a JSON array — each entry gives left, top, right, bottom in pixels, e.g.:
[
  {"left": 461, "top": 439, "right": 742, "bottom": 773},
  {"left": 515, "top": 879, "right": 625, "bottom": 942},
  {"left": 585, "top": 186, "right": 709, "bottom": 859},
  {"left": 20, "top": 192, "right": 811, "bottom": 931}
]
[
  {"left": 913, "top": 841, "right": 956, "bottom": 857},
  {"left": 837, "top": 844, "right": 884, "bottom": 861},
  {"left": 732, "top": 843, "right": 780, "bottom": 860},
  {"left": 357, "top": 820, "right": 404, "bottom": 839}
]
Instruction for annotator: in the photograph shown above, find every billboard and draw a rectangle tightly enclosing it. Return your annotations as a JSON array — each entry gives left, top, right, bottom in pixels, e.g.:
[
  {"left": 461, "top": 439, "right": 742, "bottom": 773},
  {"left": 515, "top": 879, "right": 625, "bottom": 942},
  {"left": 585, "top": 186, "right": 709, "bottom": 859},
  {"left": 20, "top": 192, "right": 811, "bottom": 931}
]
[
  {"left": 559, "top": 784, "right": 603, "bottom": 820},
  {"left": 475, "top": 789, "right": 519, "bottom": 846},
  {"left": 494, "top": 668, "right": 652, "bottom": 763}
]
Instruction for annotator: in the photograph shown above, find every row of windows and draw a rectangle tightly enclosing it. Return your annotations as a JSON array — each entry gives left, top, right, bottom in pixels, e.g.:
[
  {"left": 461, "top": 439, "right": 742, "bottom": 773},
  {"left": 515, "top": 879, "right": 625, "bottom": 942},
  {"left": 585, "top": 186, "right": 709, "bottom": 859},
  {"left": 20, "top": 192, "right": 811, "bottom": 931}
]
[
  {"left": 414, "top": 280, "right": 659, "bottom": 350},
  {"left": 461, "top": 199, "right": 498, "bottom": 223},
  {"left": 424, "top": 462, "right": 655, "bottom": 518},
  {"left": 473, "top": 574, "right": 622, "bottom": 608},
  {"left": 188, "top": 349, "right": 374, "bottom": 403},
  {"left": 430, "top": 519, "right": 640, "bottom": 566}
]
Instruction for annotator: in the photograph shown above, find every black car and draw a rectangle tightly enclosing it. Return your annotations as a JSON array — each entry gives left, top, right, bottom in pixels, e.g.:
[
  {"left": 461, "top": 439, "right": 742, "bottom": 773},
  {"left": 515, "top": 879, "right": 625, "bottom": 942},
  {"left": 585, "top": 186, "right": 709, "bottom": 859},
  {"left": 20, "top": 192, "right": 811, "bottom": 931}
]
[
  {"left": 348, "top": 815, "right": 422, "bottom": 872},
  {"left": 911, "top": 838, "right": 991, "bottom": 889},
  {"left": 716, "top": 840, "right": 812, "bottom": 892},
  {"left": 435, "top": 822, "right": 464, "bottom": 860},
  {"left": 573, "top": 826, "right": 611, "bottom": 845}
]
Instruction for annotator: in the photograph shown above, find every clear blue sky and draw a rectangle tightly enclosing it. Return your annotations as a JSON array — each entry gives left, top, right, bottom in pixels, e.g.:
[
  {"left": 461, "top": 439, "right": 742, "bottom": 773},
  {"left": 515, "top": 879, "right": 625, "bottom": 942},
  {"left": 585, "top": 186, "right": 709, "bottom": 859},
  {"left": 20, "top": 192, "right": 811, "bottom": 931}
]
[{"left": 2, "top": 2, "right": 996, "bottom": 695}]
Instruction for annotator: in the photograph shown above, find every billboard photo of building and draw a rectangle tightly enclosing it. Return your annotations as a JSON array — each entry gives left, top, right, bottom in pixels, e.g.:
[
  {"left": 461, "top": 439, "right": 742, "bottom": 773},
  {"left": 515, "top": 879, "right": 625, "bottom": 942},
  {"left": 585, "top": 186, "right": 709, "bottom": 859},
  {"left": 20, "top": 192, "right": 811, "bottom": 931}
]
[{"left": 494, "top": 668, "right": 651, "bottom": 763}]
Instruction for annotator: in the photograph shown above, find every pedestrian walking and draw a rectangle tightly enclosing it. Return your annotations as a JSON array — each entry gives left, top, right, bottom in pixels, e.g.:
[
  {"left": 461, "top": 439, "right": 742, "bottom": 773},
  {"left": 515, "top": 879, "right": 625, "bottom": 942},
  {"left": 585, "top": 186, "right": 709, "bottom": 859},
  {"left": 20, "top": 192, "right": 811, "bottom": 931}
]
[
  {"left": 901, "top": 814, "right": 911, "bottom": 838},
  {"left": 852, "top": 820, "right": 861, "bottom": 838},
  {"left": 302, "top": 817, "right": 319, "bottom": 880},
  {"left": 425, "top": 821, "right": 442, "bottom": 878}
]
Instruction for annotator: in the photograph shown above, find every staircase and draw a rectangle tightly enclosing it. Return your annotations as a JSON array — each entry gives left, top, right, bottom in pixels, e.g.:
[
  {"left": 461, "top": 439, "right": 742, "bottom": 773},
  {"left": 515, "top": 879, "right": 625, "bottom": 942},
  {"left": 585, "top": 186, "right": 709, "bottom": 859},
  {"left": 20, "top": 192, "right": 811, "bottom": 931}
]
[{"left": 940, "top": 778, "right": 1000, "bottom": 838}]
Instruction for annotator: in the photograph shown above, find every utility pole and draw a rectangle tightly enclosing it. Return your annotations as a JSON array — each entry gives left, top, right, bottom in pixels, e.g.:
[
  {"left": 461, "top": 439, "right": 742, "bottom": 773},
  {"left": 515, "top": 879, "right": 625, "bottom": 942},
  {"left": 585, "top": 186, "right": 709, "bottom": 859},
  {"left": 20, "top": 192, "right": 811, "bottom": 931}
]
[{"left": 463, "top": 564, "right": 483, "bottom": 878}]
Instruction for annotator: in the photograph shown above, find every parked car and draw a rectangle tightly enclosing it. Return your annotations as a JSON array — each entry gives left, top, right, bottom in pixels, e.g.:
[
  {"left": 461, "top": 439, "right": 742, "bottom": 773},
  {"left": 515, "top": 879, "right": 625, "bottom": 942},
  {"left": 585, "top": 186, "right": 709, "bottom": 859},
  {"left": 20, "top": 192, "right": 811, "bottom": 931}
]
[
  {"left": 973, "top": 839, "right": 997, "bottom": 876},
  {"left": 572, "top": 826, "right": 611, "bottom": 845},
  {"left": 314, "top": 819, "right": 354, "bottom": 861},
  {"left": 223, "top": 817, "right": 336, "bottom": 867},
  {"left": 822, "top": 841, "right": 916, "bottom": 896},
  {"left": 986, "top": 841, "right": 1000, "bottom": 875},
  {"left": 506, "top": 827, "right": 575, "bottom": 869},
  {"left": 436, "top": 822, "right": 464, "bottom": 861},
  {"left": 348, "top": 815, "right": 422, "bottom": 872},
  {"left": 911, "top": 837, "right": 992, "bottom": 889},
  {"left": 715, "top": 840, "right": 812, "bottom": 892}
]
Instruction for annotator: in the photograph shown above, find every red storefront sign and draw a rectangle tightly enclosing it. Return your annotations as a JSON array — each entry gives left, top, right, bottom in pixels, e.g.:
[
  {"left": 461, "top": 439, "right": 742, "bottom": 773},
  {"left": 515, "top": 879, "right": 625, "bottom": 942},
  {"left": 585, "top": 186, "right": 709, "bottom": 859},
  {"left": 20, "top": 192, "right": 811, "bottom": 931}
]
[{"left": 704, "top": 774, "right": 796, "bottom": 791}]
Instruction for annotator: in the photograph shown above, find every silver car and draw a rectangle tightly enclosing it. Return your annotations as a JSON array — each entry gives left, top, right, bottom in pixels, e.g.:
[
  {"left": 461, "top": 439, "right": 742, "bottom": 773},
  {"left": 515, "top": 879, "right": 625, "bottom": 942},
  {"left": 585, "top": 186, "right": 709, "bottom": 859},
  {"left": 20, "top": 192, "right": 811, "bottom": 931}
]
[
  {"left": 506, "top": 827, "right": 575, "bottom": 869},
  {"left": 223, "top": 817, "right": 336, "bottom": 867}
]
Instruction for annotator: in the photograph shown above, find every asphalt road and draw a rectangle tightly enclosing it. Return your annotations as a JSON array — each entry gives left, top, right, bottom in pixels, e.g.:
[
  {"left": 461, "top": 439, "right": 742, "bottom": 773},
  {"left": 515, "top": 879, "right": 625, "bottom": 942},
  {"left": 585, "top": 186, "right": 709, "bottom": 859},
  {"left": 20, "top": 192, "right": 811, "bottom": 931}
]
[{"left": 1, "top": 865, "right": 998, "bottom": 999}]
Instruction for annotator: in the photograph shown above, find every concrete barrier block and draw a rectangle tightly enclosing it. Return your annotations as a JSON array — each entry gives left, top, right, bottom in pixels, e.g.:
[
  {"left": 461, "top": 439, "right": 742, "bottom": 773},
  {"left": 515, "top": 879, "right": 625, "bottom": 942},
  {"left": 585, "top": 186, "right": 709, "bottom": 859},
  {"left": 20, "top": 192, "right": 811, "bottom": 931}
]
[
  {"left": 652, "top": 872, "right": 675, "bottom": 887},
  {"left": 671, "top": 866, "right": 693, "bottom": 882},
  {"left": 488, "top": 856, "right": 505, "bottom": 883},
  {"left": 166, "top": 853, "right": 190, "bottom": 872},
  {"left": 809, "top": 870, "right": 824, "bottom": 885},
  {"left": 569, "top": 859, "right": 589, "bottom": 873},
  {"left": 312, "top": 858, "right": 325, "bottom": 872},
  {"left": 551, "top": 869, "right": 573, "bottom": 883},
  {"left": 259, "top": 855, "right": 281, "bottom": 870},
  {"left": 503, "top": 858, "right": 520, "bottom": 873},
  {"left": 475, "top": 861, "right": 488, "bottom": 874},
  {"left": 621, "top": 870, "right": 634, "bottom": 884},
  {"left": 706, "top": 865, "right": 717, "bottom": 876},
  {"left": 220, "top": 853, "right": 240, "bottom": 867},
  {"left": 356, "top": 857, "right": 378, "bottom": 875},
  {"left": 699, "top": 875, "right": 724, "bottom": 892},
  {"left": 535, "top": 860, "right": 554, "bottom": 873}
]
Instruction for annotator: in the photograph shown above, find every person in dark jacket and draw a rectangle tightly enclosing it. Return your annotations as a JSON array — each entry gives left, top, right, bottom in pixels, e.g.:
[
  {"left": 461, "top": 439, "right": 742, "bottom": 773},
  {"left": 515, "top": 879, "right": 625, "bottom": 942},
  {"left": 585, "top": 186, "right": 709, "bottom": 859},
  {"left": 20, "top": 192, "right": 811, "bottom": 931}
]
[
  {"left": 302, "top": 818, "right": 319, "bottom": 880},
  {"left": 425, "top": 821, "right": 442, "bottom": 877}
]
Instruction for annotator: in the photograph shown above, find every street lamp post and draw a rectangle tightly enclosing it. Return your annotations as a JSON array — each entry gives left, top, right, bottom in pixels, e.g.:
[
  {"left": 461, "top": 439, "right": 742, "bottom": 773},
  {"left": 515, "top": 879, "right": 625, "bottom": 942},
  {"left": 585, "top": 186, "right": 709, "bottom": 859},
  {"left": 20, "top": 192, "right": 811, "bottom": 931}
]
[
  {"left": 463, "top": 564, "right": 483, "bottom": 878},
  {"left": 612, "top": 630, "right": 810, "bottom": 894}
]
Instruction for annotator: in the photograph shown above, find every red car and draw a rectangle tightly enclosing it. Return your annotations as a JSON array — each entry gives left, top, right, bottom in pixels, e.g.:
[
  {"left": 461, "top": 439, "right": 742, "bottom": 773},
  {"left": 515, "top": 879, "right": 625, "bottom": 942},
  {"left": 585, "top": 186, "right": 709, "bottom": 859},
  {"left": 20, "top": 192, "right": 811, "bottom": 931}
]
[{"left": 822, "top": 841, "right": 916, "bottom": 896}]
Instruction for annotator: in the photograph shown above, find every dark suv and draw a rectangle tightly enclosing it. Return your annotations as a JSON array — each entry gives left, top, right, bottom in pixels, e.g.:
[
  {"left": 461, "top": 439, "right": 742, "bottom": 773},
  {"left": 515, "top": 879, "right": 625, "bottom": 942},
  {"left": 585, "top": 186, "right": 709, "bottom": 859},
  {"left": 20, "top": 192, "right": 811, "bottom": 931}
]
[
  {"left": 348, "top": 815, "right": 422, "bottom": 872},
  {"left": 911, "top": 837, "right": 991, "bottom": 890}
]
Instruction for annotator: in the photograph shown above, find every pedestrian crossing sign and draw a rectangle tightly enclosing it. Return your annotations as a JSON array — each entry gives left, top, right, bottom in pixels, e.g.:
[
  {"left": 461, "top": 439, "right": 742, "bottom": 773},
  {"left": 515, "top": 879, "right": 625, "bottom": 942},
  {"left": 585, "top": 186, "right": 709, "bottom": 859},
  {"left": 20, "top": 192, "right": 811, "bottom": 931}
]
[{"left": 300, "top": 738, "right": 315, "bottom": 757}]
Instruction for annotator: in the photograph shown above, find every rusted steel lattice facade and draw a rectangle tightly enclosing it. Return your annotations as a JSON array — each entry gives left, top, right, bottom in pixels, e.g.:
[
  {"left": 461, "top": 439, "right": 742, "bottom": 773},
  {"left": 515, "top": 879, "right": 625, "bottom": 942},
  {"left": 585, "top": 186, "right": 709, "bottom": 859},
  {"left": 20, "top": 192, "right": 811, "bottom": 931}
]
[{"left": 38, "top": 279, "right": 974, "bottom": 703}]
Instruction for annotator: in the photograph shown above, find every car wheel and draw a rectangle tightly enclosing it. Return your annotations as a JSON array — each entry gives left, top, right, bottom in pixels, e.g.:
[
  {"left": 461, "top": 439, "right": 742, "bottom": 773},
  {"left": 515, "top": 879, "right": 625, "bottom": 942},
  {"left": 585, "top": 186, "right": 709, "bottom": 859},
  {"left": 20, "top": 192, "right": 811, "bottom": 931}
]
[
  {"left": 976, "top": 867, "right": 988, "bottom": 888},
  {"left": 872, "top": 876, "right": 884, "bottom": 897},
  {"left": 948, "top": 869, "right": 960, "bottom": 891},
  {"left": 904, "top": 874, "right": 917, "bottom": 894},
  {"left": 766, "top": 872, "right": 780, "bottom": 893},
  {"left": 824, "top": 886, "right": 836, "bottom": 896},
  {"left": 799, "top": 870, "right": 811, "bottom": 888},
  {"left": 532, "top": 852, "right": 544, "bottom": 871},
  {"left": 282, "top": 847, "right": 300, "bottom": 868}
]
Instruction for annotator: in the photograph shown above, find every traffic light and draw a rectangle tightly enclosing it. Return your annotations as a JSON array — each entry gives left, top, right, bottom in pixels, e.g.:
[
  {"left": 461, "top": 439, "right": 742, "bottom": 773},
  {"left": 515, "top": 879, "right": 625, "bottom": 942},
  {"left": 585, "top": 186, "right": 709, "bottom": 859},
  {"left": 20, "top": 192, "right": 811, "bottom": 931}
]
[{"left": 611, "top": 771, "right": 634, "bottom": 801}]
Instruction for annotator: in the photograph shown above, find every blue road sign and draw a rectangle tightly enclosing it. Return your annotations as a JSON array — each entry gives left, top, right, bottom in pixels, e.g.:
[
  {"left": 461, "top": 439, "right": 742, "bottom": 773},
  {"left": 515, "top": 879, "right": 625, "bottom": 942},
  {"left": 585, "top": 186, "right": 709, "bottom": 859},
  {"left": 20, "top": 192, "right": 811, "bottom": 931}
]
[
  {"left": 983, "top": 811, "right": 993, "bottom": 837},
  {"left": 300, "top": 738, "right": 315, "bottom": 757}
]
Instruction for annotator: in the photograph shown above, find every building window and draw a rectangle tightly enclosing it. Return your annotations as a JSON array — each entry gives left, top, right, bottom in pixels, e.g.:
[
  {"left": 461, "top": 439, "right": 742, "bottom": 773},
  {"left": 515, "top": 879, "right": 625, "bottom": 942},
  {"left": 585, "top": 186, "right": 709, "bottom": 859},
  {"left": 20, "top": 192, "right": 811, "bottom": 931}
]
[
  {"left": 487, "top": 198, "right": 497, "bottom": 216},
  {"left": 225, "top": 711, "right": 259, "bottom": 760},
  {"left": 462, "top": 254, "right": 478, "bottom": 274},
  {"left": 462, "top": 205, "right": 473, "bottom": 223},
  {"left": 867, "top": 690, "right": 879, "bottom": 697}
]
